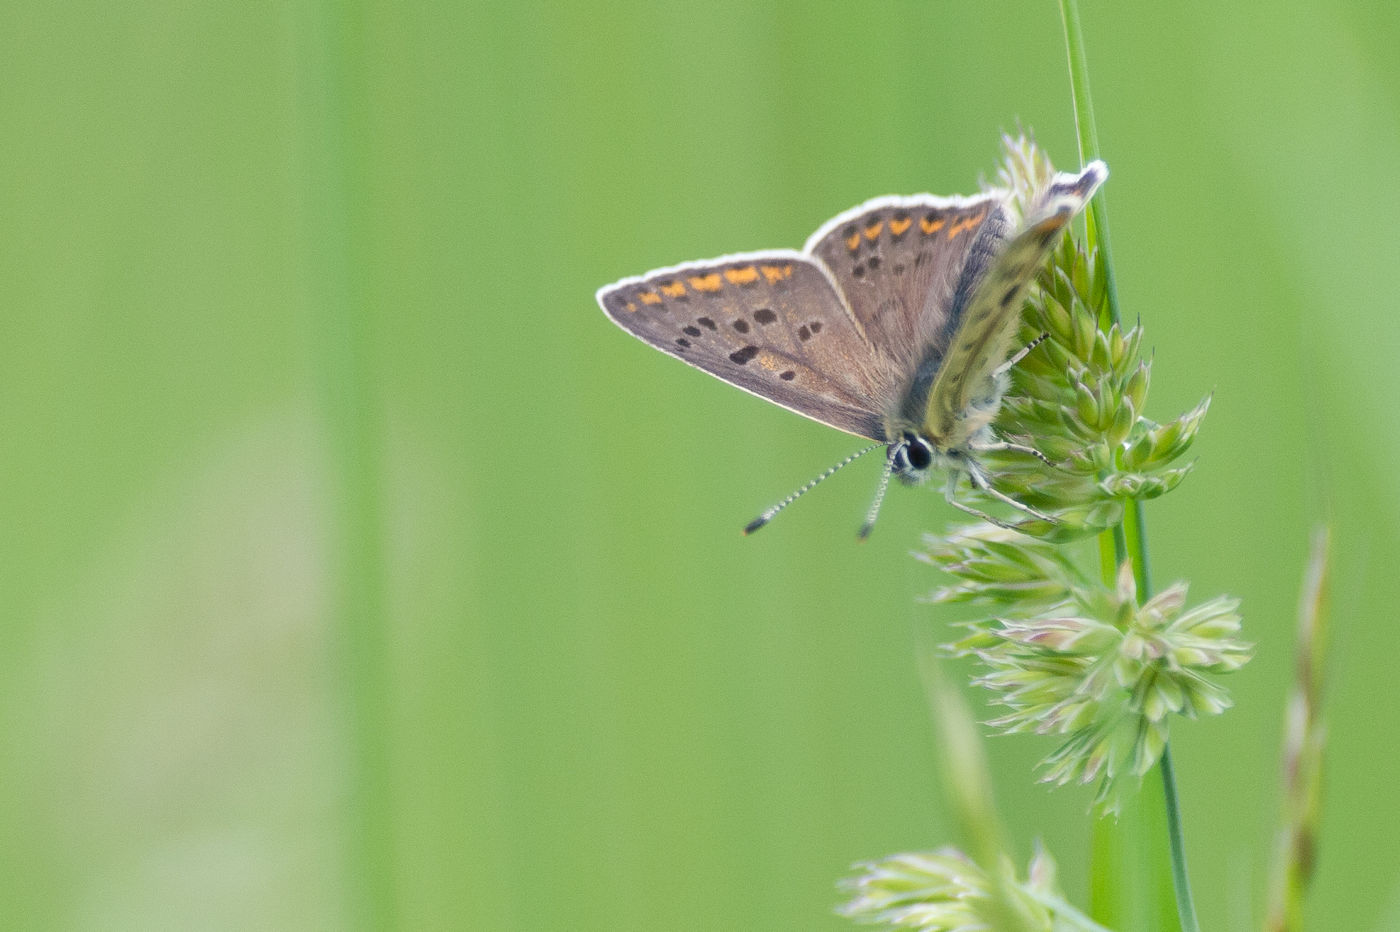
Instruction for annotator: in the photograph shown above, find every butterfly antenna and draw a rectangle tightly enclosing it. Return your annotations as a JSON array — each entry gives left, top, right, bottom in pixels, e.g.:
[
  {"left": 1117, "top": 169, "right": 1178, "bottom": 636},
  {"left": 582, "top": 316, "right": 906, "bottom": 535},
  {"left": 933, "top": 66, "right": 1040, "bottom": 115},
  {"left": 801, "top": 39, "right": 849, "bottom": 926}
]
[
  {"left": 743, "top": 443, "right": 883, "bottom": 535},
  {"left": 994, "top": 331, "right": 1050, "bottom": 377},
  {"left": 857, "top": 454, "right": 895, "bottom": 540}
]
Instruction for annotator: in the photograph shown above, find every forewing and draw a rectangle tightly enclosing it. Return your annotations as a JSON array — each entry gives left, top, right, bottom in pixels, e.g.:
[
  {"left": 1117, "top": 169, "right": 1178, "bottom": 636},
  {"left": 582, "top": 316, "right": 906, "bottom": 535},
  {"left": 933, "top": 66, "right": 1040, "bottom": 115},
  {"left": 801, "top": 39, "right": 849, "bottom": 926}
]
[
  {"left": 806, "top": 194, "right": 1003, "bottom": 372},
  {"left": 597, "top": 251, "right": 897, "bottom": 440},
  {"left": 923, "top": 161, "right": 1108, "bottom": 444}
]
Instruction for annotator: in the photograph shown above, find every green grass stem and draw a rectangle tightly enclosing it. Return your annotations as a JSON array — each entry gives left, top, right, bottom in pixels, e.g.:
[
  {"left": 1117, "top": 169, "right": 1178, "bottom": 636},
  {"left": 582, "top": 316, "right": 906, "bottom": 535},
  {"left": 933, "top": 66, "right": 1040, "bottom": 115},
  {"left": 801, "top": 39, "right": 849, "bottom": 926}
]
[
  {"left": 294, "top": 2, "right": 396, "bottom": 927},
  {"left": 1058, "top": 2, "right": 1198, "bottom": 931}
]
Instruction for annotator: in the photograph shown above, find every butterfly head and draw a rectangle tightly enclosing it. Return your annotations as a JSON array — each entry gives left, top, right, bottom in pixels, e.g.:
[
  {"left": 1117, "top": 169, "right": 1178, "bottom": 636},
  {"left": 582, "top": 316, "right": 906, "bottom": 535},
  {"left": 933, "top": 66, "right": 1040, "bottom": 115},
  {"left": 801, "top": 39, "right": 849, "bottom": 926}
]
[{"left": 888, "top": 431, "right": 961, "bottom": 486}]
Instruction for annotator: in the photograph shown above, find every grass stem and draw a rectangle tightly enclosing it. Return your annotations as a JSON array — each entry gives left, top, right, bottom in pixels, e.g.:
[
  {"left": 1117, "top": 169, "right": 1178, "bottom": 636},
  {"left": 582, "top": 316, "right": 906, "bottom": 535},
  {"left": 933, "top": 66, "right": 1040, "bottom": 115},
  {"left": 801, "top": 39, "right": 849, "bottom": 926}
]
[
  {"left": 1058, "top": 2, "right": 1198, "bottom": 930},
  {"left": 295, "top": 2, "right": 396, "bottom": 926}
]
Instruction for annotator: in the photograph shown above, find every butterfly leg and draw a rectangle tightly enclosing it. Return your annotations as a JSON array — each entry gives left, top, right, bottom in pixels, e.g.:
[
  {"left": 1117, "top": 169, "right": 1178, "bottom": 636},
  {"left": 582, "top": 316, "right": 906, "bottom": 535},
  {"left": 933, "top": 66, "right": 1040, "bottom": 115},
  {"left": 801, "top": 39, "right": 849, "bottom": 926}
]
[
  {"left": 970, "top": 439, "right": 1057, "bottom": 468},
  {"left": 960, "top": 461, "right": 1057, "bottom": 524},
  {"left": 942, "top": 471, "right": 1020, "bottom": 529}
]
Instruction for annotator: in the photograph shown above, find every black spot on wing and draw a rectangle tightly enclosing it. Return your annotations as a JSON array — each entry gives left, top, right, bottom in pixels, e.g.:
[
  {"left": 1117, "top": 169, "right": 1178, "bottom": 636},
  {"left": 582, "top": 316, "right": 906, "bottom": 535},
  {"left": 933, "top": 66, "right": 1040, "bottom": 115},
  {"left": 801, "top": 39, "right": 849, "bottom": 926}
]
[
  {"left": 697, "top": 316, "right": 717, "bottom": 331},
  {"left": 753, "top": 308, "right": 777, "bottom": 325},
  {"left": 728, "top": 345, "right": 759, "bottom": 365},
  {"left": 732, "top": 319, "right": 750, "bottom": 334}
]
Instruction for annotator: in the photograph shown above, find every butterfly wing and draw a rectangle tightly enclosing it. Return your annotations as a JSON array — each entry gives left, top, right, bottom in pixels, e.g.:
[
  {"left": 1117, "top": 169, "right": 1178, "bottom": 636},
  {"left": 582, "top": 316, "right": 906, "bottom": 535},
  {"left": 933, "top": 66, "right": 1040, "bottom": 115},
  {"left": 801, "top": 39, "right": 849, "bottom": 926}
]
[
  {"left": 805, "top": 194, "right": 1008, "bottom": 377},
  {"left": 921, "top": 161, "right": 1109, "bottom": 446},
  {"left": 597, "top": 250, "right": 900, "bottom": 440}
]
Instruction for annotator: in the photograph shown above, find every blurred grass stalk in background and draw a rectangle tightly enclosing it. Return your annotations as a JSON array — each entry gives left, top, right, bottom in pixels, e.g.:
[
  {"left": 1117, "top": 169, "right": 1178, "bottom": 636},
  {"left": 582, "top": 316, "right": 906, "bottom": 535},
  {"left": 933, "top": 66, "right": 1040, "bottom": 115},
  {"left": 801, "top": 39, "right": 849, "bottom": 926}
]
[
  {"left": 840, "top": 657, "right": 1115, "bottom": 932},
  {"left": 1267, "top": 528, "right": 1330, "bottom": 932},
  {"left": 295, "top": 2, "right": 396, "bottom": 928}
]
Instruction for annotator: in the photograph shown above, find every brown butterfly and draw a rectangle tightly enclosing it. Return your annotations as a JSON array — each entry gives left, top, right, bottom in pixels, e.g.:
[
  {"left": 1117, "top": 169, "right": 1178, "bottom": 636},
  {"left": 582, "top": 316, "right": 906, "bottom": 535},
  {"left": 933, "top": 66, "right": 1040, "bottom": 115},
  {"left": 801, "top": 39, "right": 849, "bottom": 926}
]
[{"left": 597, "top": 159, "right": 1106, "bottom": 536}]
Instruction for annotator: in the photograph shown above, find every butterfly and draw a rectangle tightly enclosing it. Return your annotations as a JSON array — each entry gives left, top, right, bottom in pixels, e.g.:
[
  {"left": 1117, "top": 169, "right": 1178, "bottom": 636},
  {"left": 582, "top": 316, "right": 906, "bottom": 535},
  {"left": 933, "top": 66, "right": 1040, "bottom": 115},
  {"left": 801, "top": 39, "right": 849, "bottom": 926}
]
[{"left": 597, "top": 158, "right": 1107, "bottom": 537}]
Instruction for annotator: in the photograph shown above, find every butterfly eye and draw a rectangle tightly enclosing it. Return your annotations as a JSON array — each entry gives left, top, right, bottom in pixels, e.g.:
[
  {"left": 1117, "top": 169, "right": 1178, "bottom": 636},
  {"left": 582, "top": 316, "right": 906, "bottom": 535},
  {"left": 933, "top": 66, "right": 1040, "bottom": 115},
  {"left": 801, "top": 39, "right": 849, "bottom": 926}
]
[
  {"left": 891, "top": 434, "right": 935, "bottom": 476},
  {"left": 905, "top": 435, "right": 934, "bottom": 471}
]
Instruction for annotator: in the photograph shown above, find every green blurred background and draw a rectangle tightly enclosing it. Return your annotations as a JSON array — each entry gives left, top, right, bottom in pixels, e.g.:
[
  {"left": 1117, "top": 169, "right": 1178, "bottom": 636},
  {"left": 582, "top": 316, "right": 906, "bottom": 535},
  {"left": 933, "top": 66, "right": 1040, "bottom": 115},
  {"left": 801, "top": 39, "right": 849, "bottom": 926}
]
[{"left": 3, "top": 1, "right": 1398, "bottom": 928}]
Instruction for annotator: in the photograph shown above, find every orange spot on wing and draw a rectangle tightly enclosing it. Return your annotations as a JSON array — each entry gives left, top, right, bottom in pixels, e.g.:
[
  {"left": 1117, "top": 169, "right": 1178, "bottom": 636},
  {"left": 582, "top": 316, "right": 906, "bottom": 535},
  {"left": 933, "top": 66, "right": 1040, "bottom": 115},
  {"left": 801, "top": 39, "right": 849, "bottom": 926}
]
[
  {"left": 638, "top": 291, "right": 663, "bottom": 304},
  {"left": 724, "top": 266, "right": 759, "bottom": 285},
  {"left": 760, "top": 264, "right": 793, "bottom": 283},
  {"left": 845, "top": 232, "right": 861, "bottom": 252},
  {"left": 624, "top": 302, "right": 636, "bottom": 312},
  {"left": 947, "top": 210, "right": 986, "bottom": 240},
  {"left": 920, "top": 217, "right": 946, "bottom": 234},
  {"left": 863, "top": 220, "right": 884, "bottom": 241},
  {"left": 687, "top": 273, "right": 722, "bottom": 292},
  {"left": 889, "top": 217, "right": 912, "bottom": 236},
  {"left": 659, "top": 280, "right": 686, "bottom": 298}
]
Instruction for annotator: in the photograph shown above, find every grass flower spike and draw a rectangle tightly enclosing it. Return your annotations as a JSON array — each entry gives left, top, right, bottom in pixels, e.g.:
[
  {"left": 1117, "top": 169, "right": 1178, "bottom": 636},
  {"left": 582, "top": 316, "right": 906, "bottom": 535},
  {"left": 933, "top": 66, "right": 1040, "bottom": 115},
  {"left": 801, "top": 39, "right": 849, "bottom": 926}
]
[
  {"left": 838, "top": 848, "right": 1050, "bottom": 931},
  {"left": 960, "top": 136, "right": 1210, "bottom": 540},
  {"left": 840, "top": 846, "right": 1112, "bottom": 932},
  {"left": 925, "top": 524, "right": 1250, "bottom": 812}
]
